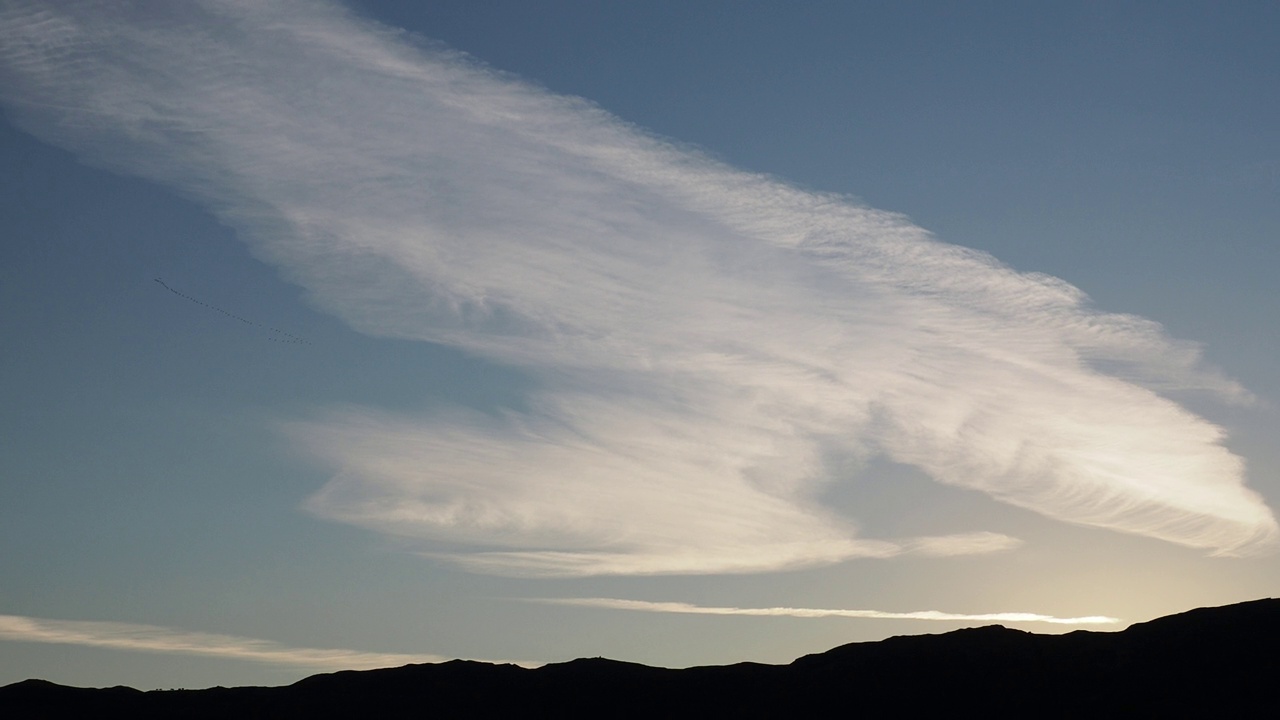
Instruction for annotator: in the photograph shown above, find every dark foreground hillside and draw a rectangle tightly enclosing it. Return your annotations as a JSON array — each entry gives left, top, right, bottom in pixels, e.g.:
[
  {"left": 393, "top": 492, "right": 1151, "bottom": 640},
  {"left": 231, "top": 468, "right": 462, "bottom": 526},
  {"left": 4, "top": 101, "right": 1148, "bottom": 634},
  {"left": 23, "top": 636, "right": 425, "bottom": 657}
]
[{"left": 4, "top": 598, "right": 1277, "bottom": 718}]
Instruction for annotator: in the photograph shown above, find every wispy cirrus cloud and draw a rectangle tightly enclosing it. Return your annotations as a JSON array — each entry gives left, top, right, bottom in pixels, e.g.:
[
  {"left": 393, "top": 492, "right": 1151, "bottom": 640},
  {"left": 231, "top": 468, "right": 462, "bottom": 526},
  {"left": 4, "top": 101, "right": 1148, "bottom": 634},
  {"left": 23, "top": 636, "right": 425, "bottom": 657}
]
[
  {"left": 534, "top": 598, "right": 1122, "bottom": 626},
  {"left": 0, "top": 613, "right": 521, "bottom": 670},
  {"left": 0, "top": 0, "right": 1274, "bottom": 576}
]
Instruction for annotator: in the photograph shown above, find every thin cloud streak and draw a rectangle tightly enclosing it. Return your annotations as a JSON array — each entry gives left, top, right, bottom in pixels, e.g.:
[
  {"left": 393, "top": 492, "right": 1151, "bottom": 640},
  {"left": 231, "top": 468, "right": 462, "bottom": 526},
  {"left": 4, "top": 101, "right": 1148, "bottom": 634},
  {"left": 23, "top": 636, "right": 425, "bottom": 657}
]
[
  {"left": 536, "top": 598, "right": 1122, "bottom": 626},
  {"left": 0, "top": 613, "right": 526, "bottom": 670},
  {"left": 1, "top": 1, "right": 1275, "bottom": 576}
]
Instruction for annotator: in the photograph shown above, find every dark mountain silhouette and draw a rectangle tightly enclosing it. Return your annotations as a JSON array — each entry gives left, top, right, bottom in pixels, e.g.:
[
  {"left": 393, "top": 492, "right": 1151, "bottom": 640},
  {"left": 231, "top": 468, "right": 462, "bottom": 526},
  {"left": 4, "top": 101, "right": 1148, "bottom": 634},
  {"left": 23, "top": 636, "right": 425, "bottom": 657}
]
[{"left": 4, "top": 598, "right": 1276, "bottom": 717}]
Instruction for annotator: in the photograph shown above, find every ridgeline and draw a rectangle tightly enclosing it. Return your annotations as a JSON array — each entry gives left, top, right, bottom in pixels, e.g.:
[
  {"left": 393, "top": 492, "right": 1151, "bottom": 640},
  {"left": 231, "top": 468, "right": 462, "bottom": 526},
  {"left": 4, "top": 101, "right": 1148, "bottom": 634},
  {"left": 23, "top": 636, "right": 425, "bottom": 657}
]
[{"left": 4, "top": 598, "right": 1277, "bottom": 717}]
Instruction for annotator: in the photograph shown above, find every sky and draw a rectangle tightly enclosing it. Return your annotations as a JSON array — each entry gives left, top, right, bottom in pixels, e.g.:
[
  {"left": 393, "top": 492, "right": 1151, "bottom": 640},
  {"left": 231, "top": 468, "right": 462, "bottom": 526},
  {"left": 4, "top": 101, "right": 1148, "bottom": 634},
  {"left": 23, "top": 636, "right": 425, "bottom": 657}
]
[{"left": 1, "top": 0, "right": 1278, "bottom": 690}]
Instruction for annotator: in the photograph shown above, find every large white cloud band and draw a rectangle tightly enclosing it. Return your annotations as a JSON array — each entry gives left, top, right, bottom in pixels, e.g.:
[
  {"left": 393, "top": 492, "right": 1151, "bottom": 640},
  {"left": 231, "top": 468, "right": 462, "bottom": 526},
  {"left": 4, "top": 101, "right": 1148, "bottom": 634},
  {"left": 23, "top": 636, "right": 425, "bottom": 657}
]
[{"left": 1, "top": 0, "right": 1274, "bottom": 575}]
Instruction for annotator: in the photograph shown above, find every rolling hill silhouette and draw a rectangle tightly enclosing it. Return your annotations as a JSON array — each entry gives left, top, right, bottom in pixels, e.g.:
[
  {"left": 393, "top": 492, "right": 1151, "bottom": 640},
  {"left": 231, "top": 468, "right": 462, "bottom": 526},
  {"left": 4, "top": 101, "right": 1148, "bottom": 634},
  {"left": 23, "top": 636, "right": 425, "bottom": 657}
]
[{"left": 4, "top": 598, "right": 1276, "bottom": 717}]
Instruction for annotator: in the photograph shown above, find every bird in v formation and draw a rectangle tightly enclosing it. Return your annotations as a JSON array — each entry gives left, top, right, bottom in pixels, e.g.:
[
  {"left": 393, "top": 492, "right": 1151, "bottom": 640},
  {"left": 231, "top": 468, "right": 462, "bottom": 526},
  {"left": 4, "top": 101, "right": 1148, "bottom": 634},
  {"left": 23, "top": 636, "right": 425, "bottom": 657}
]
[{"left": 153, "top": 277, "right": 311, "bottom": 345}]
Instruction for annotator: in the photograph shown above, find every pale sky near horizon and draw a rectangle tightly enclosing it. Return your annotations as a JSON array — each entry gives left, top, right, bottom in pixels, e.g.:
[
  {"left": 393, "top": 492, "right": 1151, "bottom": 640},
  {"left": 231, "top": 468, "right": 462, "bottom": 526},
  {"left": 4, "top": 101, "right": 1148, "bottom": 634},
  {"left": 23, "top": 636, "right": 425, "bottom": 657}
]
[{"left": 2, "top": 0, "right": 1278, "bottom": 690}]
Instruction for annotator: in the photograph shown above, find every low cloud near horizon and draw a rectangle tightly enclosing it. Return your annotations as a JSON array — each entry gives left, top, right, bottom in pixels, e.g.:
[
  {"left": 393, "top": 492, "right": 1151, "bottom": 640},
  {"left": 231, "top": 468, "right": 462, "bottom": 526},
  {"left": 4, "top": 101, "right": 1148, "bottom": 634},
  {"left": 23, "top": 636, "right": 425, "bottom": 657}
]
[
  {"left": 533, "top": 598, "right": 1122, "bottom": 626},
  {"left": 1, "top": 0, "right": 1275, "bottom": 577},
  {"left": 0, "top": 613, "right": 506, "bottom": 670}
]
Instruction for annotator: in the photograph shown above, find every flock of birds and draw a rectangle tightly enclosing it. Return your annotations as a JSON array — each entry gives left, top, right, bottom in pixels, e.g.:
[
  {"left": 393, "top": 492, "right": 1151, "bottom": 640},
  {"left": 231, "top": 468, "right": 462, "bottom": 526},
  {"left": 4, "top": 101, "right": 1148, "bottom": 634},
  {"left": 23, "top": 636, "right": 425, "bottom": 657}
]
[{"left": 154, "top": 277, "right": 312, "bottom": 345}]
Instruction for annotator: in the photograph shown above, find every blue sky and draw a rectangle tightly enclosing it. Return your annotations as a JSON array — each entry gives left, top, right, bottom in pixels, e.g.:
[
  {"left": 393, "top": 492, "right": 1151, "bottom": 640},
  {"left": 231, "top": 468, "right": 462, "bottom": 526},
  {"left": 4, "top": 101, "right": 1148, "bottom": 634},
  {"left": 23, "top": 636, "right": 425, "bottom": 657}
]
[{"left": 2, "top": 0, "right": 1278, "bottom": 689}]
